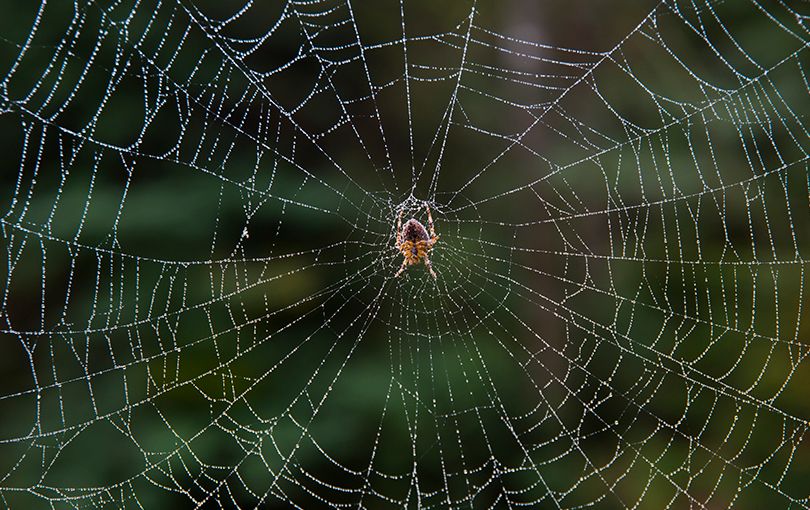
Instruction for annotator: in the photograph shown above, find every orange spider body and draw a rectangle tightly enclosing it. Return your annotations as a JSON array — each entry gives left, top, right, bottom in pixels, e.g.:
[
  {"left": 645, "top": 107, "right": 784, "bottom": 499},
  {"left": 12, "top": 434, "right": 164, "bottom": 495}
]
[{"left": 395, "top": 205, "right": 439, "bottom": 279}]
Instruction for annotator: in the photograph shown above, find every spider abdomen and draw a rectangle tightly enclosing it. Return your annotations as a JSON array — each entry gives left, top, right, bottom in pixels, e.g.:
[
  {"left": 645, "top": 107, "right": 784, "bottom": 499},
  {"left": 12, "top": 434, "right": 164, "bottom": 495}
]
[{"left": 402, "top": 219, "right": 429, "bottom": 243}]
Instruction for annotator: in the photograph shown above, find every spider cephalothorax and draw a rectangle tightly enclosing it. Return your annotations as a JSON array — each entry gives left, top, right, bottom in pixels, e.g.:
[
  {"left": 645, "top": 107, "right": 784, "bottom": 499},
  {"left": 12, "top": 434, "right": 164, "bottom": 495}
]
[{"left": 395, "top": 205, "right": 439, "bottom": 279}]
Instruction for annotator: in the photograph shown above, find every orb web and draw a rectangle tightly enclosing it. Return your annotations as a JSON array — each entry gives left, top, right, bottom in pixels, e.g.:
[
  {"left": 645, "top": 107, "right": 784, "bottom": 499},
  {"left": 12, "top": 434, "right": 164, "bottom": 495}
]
[{"left": 1, "top": 0, "right": 809, "bottom": 509}]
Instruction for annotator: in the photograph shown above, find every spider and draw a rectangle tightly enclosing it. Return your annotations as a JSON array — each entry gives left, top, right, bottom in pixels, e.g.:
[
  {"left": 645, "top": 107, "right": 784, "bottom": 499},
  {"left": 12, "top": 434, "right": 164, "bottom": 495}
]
[{"left": 395, "top": 205, "right": 439, "bottom": 279}]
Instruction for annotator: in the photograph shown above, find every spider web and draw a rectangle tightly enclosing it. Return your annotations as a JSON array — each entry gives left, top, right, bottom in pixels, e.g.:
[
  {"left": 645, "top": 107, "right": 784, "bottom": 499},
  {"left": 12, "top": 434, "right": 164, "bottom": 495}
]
[{"left": 1, "top": 0, "right": 809, "bottom": 508}]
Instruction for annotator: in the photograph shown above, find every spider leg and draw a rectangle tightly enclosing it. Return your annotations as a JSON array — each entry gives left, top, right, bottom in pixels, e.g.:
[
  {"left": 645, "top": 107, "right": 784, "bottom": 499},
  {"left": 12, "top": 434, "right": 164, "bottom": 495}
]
[
  {"left": 423, "top": 255, "right": 437, "bottom": 279},
  {"left": 396, "top": 209, "right": 403, "bottom": 247},
  {"left": 395, "top": 259, "right": 408, "bottom": 277},
  {"left": 426, "top": 204, "right": 435, "bottom": 238},
  {"left": 425, "top": 205, "right": 440, "bottom": 246}
]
